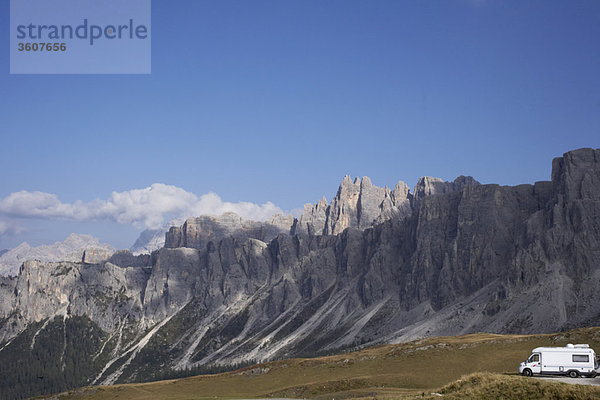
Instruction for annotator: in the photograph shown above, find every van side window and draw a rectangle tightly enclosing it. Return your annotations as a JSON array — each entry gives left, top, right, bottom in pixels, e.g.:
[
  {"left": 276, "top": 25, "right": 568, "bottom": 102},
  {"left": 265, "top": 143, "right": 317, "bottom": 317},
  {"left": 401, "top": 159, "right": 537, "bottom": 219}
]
[
  {"left": 573, "top": 355, "right": 589, "bottom": 362},
  {"left": 529, "top": 354, "right": 539, "bottom": 363}
]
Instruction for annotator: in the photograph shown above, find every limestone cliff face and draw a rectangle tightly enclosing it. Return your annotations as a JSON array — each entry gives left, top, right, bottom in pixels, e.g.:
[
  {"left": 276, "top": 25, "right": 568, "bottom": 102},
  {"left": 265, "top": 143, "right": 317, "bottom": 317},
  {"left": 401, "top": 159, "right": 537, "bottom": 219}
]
[
  {"left": 413, "top": 175, "right": 480, "bottom": 202},
  {"left": 130, "top": 218, "right": 185, "bottom": 255},
  {"left": 165, "top": 212, "right": 294, "bottom": 250},
  {"left": 160, "top": 174, "right": 475, "bottom": 251},
  {"left": 0, "top": 259, "right": 148, "bottom": 344},
  {"left": 294, "top": 174, "right": 478, "bottom": 236},
  {"left": 294, "top": 176, "right": 416, "bottom": 236},
  {"left": 1, "top": 148, "right": 599, "bottom": 393},
  {"left": 0, "top": 276, "right": 15, "bottom": 323}
]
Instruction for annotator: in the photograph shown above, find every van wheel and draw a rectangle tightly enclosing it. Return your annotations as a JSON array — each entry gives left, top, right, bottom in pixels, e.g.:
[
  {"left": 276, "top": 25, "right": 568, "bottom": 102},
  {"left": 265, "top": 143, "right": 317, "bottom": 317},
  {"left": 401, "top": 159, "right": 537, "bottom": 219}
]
[
  {"left": 568, "top": 370, "right": 579, "bottom": 378},
  {"left": 522, "top": 369, "right": 533, "bottom": 377}
]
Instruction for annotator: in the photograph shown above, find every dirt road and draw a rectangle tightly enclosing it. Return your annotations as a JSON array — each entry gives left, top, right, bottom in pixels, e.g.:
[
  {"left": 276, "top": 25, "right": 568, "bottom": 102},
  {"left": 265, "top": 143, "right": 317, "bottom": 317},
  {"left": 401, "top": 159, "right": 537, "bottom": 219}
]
[{"left": 538, "top": 376, "right": 600, "bottom": 386}]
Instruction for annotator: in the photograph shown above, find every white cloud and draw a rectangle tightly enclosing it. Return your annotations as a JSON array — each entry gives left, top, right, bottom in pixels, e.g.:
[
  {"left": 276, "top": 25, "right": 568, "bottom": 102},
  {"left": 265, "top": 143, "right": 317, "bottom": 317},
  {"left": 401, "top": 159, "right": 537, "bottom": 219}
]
[
  {"left": 0, "top": 184, "right": 284, "bottom": 230},
  {"left": 0, "top": 220, "right": 25, "bottom": 237}
]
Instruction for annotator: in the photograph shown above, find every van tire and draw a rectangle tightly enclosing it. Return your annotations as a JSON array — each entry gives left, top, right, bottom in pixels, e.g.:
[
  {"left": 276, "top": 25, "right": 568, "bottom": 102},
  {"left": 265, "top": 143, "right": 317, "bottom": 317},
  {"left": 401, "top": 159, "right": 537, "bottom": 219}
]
[
  {"left": 568, "top": 370, "right": 579, "bottom": 378},
  {"left": 522, "top": 369, "right": 533, "bottom": 377}
]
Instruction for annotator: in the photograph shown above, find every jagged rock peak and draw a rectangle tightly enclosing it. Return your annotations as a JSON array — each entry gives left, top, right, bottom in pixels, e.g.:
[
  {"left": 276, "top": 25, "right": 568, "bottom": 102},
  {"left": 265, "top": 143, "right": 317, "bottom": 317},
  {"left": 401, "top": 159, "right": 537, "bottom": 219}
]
[
  {"left": 296, "top": 174, "right": 482, "bottom": 236},
  {"left": 295, "top": 175, "right": 414, "bottom": 236},
  {"left": 318, "top": 196, "right": 328, "bottom": 207},
  {"left": 391, "top": 180, "right": 411, "bottom": 202}
]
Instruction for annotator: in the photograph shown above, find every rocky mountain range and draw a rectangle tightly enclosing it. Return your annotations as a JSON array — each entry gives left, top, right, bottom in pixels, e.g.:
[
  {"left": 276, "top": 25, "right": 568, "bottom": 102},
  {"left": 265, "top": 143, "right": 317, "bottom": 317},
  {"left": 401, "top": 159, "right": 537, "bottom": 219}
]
[
  {"left": 0, "top": 234, "right": 115, "bottom": 277},
  {"left": 165, "top": 212, "right": 294, "bottom": 249},
  {"left": 129, "top": 218, "right": 185, "bottom": 256},
  {"left": 0, "top": 148, "right": 598, "bottom": 399}
]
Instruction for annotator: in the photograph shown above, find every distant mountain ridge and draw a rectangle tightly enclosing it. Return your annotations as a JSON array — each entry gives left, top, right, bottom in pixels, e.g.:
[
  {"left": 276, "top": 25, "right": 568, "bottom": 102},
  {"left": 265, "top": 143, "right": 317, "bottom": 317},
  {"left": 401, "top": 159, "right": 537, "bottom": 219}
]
[
  {"left": 129, "top": 218, "right": 185, "bottom": 255},
  {"left": 0, "top": 234, "right": 115, "bottom": 276},
  {"left": 0, "top": 148, "right": 599, "bottom": 399}
]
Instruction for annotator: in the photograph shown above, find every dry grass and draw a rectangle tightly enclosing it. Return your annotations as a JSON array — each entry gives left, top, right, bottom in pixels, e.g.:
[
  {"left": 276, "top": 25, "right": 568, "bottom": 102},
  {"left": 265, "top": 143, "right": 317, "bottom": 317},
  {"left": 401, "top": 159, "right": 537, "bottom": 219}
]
[
  {"left": 430, "top": 372, "right": 600, "bottom": 400},
  {"left": 40, "top": 327, "right": 600, "bottom": 400}
]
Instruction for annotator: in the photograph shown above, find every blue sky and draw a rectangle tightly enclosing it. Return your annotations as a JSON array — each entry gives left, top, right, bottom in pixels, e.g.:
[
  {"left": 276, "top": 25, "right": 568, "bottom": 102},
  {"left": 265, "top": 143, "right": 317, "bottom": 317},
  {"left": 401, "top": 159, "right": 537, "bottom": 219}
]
[{"left": 1, "top": 0, "right": 599, "bottom": 249}]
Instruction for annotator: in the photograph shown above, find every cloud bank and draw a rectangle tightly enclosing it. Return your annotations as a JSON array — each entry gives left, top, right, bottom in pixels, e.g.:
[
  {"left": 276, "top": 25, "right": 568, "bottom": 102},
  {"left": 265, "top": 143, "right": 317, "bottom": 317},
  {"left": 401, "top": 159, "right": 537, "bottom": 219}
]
[
  {"left": 0, "top": 184, "right": 284, "bottom": 231},
  {"left": 0, "top": 220, "right": 24, "bottom": 237}
]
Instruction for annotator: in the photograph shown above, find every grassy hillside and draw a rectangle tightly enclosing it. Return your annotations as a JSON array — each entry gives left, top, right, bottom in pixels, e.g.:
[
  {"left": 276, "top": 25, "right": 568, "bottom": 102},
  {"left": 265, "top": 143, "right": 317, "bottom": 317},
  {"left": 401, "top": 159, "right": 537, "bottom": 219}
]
[
  {"left": 422, "top": 372, "right": 600, "bottom": 400},
  {"left": 37, "top": 327, "right": 600, "bottom": 399}
]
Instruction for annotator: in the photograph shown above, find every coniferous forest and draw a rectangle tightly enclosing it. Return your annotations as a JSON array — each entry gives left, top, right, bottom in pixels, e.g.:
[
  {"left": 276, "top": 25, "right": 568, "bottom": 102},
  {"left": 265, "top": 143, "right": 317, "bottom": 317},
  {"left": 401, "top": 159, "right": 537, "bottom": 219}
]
[{"left": 0, "top": 316, "right": 108, "bottom": 400}]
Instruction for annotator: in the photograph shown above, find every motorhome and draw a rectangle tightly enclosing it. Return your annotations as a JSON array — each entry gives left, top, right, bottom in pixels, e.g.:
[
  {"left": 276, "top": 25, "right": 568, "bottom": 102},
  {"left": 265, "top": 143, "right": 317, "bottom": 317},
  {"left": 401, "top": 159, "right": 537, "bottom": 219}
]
[{"left": 519, "top": 344, "right": 598, "bottom": 378}]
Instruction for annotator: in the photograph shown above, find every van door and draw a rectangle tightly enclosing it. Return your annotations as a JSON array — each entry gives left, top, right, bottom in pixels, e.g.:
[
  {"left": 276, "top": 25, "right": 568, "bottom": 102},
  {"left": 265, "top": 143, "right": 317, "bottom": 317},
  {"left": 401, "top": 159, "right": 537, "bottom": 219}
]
[{"left": 529, "top": 353, "right": 542, "bottom": 374}]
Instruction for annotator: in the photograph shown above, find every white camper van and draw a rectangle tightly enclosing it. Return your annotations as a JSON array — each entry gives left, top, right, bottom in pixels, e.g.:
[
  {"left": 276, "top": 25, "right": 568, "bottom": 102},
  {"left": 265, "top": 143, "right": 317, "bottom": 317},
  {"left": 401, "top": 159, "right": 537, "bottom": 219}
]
[{"left": 519, "top": 344, "right": 598, "bottom": 378}]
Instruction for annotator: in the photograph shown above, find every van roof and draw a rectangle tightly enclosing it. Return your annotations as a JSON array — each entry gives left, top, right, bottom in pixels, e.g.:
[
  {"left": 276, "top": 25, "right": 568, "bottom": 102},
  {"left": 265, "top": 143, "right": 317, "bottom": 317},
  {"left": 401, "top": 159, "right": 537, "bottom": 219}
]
[{"left": 532, "top": 346, "right": 595, "bottom": 353}]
